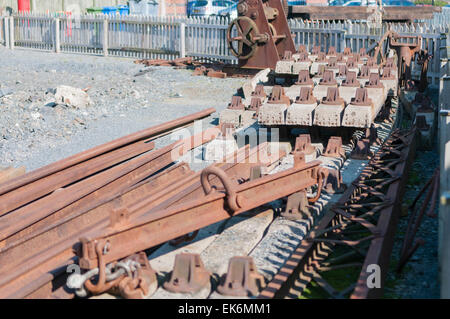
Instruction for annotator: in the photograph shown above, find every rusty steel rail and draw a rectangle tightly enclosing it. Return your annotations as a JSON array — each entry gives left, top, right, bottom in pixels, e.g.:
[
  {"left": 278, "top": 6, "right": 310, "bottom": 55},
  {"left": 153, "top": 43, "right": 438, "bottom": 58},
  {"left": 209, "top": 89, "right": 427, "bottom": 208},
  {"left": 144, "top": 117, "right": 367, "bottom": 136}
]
[
  {"left": 0, "top": 127, "right": 220, "bottom": 298},
  {"left": 0, "top": 108, "right": 215, "bottom": 205},
  {"left": 0, "top": 140, "right": 156, "bottom": 217},
  {"left": 259, "top": 127, "right": 416, "bottom": 299},
  {"left": 0, "top": 142, "right": 285, "bottom": 299},
  {"left": 0, "top": 167, "right": 26, "bottom": 184}
]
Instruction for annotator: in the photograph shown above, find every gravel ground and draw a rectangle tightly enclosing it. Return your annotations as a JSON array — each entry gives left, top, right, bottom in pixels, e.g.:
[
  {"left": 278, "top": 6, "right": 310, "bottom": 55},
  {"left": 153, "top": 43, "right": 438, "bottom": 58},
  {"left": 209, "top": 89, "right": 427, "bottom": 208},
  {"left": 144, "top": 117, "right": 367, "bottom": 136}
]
[{"left": 0, "top": 47, "right": 246, "bottom": 171}]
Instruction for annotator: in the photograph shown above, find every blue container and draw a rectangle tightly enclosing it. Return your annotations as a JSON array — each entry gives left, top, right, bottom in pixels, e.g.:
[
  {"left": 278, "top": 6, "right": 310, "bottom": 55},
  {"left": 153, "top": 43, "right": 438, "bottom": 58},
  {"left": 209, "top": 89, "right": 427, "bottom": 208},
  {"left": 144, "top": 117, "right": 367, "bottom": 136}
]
[
  {"left": 102, "top": 6, "right": 118, "bottom": 15},
  {"left": 117, "top": 5, "right": 130, "bottom": 15}
]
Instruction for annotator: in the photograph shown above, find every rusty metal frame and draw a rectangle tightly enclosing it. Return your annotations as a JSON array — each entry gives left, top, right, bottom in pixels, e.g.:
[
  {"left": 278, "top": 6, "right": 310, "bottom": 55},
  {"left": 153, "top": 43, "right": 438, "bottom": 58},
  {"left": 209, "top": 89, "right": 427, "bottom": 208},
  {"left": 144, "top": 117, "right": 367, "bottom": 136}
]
[
  {"left": 227, "top": 0, "right": 295, "bottom": 70},
  {"left": 396, "top": 168, "right": 439, "bottom": 273}
]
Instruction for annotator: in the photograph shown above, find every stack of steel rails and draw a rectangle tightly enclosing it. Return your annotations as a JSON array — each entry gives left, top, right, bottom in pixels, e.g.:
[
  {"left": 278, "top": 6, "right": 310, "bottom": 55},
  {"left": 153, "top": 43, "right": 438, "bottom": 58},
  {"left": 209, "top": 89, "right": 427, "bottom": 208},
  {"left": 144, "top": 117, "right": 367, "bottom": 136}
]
[{"left": 0, "top": 108, "right": 221, "bottom": 299}]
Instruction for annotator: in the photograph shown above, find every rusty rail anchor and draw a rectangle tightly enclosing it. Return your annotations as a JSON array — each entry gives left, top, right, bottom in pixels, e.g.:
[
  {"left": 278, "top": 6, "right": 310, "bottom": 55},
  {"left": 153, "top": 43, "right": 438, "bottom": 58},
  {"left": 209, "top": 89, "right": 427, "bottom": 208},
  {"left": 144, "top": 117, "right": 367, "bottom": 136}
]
[{"left": 259, "top": 128, "right": 416, "bottom": 299}]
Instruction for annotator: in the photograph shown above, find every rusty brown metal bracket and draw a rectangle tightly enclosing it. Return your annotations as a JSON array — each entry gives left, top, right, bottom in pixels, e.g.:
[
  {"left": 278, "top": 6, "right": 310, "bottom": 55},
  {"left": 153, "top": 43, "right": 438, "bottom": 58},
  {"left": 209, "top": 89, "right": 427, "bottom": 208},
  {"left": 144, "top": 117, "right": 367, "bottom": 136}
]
[
  {"left": 297, "top": 44, "right": 306, "bottom": 53},
  {"left": 268, "top": 85, "right": 291, "bottom": 105},
  {"left": 312, "top": 46, "right": 321, "bottom": 55},
  {"left": 350, "top": 139, "right": 373, "bottom": 160},
  {"left": 227, "top": 0, "right": 296, "bottom": 70},
  {"left": 295, "top": 70, "right": 314, "bottom": 86},
  {"left": 327, "top": 58, "right": 337, "bottom": 70},
  {"left": 317, "top": 52, "right": 327, "bottom": 63},
  {"left": 322, "top": 87, "right": 345, "bottom": 106},
  {"left": 193, "top": 66, "right": 207, "bottom": 76},
  {"left": 323, "top": 136, "right": 345, "bottom": 158},
  {"left": 358, "top": 65, "right": 369, "bottom": 80},
  {"left": 116, "top": 252, "right": 157, "bottom": 299},
  {"left": 228, "top": 96, "right": 246, "bottom": 110},
  {"left": 351, "top": 88, "right": 374, "bottom": 108},
  {"left": 207, "top": 69, "right": 227, "bottom": 79},
  {"left": 163, "top": 253, "right": 210, "bottom": 294},
  {"left": 341, "top": 71, "right": 359, "bottom": 87},
  {"left": 252, "top": 84, "right": 267, "bottom": 99},
  {"left": 295, "top": 87, "right": 317, "bottom": 105},
  {"left": 281, "top": 190, "right": 309, "bottom": 220},
  {"left": 338, "top": 65, "right": 347, "bottom": 78},
  {"left": 249, "top": 98, "right": 262, "bottom": 119},
  {"left": 293, "top": 134, "right": 315, "bottom": 155},
  {"left": 320, "top": 70, "right": 337, "bottom": 86},
  {"left": 217, "top": 256, "right": 265, "bottom": 297}
]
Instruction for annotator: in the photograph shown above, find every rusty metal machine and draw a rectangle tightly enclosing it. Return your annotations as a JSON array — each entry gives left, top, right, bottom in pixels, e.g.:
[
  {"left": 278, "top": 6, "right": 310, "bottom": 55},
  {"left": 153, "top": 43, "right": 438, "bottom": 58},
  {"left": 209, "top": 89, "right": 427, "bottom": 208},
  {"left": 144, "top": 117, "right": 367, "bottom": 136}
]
[
  {"left": 227, "top": 0, "right": 296, "bottom": 70},
  {"left": 373, "top": 31, "right": 431, "bottom": 92}
]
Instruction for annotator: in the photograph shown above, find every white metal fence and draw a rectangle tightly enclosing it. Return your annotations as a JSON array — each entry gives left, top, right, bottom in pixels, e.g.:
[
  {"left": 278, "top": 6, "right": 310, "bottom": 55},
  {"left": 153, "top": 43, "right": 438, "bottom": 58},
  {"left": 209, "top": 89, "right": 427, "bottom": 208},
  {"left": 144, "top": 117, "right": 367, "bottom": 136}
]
[
  {"left": 427, "top": 8, "right": 450, "bottom": 28},
  {"left": 287, "top": 19, "right": 446, "bottom": 85},
  {"left": 0, "top": 12, "right": 446, "bottom": 85}
]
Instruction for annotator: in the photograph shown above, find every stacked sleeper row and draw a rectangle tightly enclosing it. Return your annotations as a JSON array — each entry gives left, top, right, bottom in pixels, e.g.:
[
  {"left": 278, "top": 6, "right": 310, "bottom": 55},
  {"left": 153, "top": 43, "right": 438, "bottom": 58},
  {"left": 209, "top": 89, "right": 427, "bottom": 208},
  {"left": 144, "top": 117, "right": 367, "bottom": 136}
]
[{"left": 257, "top": 47, "right": 399, "bottom": 128}]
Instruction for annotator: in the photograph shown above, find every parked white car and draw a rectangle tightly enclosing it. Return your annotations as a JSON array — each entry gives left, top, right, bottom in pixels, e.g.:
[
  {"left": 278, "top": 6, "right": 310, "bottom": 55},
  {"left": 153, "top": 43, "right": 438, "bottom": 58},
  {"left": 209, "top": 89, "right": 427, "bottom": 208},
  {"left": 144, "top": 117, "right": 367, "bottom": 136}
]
[
  {"left": 342, "top": 0, "right": 362, "bottom": 6},
  {"left": 190, "top": 0, "right": 236, "bottom": 17}
]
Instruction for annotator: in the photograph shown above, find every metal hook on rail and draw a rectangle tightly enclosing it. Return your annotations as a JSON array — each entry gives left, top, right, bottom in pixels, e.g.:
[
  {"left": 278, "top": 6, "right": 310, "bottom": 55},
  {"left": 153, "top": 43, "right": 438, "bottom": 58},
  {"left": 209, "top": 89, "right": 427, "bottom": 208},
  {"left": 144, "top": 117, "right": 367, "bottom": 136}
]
[
  {"left": 83, "top": 240, "right": 125, "bottom": 295},
  {"left": 201, "top": 166, "right": 242, "bottom": 214},
  {"left": 308, "top": 167, "right": 329, "bottom": 204}
]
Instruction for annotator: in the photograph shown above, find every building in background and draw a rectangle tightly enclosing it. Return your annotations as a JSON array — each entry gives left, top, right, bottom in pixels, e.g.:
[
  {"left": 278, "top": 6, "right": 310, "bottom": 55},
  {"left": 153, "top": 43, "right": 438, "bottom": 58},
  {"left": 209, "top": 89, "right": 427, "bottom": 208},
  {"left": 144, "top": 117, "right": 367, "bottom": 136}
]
[
  {"left": 0, "top": 0, "right": 128, "bottom": 13},
  {"left": 0, "top": 0, "right": 188, "bottom": 16},
  {"left": 164, "top": 0, "right": 187, "bottom": 15},
  {"left": 129, "top": 0, "right": 187, "bottom": 16}
]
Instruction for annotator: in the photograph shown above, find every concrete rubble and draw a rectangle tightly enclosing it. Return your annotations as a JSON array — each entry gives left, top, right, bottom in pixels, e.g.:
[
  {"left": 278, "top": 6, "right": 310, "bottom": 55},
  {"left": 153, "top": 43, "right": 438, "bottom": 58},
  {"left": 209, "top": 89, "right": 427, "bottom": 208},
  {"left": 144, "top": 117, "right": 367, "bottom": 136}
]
[{"left": 54, "top": 85, "right": 92, "bottom": 109}]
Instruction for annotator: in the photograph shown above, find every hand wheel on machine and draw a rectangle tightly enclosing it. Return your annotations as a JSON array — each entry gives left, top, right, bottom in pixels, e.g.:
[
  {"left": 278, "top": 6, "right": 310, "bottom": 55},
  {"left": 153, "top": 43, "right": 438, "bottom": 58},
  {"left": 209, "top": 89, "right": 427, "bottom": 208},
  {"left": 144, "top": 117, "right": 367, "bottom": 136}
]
[{"left": 227, "top": 16, "right": 269, "bottom": 60}]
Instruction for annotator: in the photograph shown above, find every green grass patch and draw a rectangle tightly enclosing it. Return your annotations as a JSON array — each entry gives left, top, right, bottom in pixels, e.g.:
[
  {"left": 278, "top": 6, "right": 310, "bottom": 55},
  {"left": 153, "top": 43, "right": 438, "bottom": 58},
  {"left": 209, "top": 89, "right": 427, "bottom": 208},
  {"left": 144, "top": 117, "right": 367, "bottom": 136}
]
[
  {"left": 299, "top": 243, "right": 367, "bottom": 299},
  {"left": 407, "top": 169, "right": 421, "bottom": 186}
]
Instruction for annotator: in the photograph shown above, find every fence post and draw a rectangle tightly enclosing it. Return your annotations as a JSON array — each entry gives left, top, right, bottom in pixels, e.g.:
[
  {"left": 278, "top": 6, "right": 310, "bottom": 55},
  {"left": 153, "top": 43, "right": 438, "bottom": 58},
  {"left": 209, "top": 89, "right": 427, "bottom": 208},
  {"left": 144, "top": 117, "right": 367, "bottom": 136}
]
[
  {"left": 103, "top": 18, "right": 108, "bottom": 57},
  {"left": 180, "top": 22, "right": 186, "bottom": 58},
  {"left": 340, "top": 30, "right": 345, "bottom": 53},
  {"left": 54, "top": 18, "right": 60, "bottom": 53},
  {"left": 4, "top": 16, "right": 10, "bottom": 49},
  {"left": 439, "top": 31, "right": 450, "bottom": 299},
  {"left": 0, "top": 17, "right": 3, "bottom": 47},
  {"left": 9, "top": 16, "right": 14, "bottom": 50}
]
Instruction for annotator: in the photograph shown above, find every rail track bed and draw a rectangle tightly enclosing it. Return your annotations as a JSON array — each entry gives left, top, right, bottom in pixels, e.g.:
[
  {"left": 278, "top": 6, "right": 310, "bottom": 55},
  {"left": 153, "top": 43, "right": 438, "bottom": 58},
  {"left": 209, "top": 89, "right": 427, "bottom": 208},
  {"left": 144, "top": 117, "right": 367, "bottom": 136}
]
[{"left": 89, "top": 89, "right": 400, "bottom": 299}]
